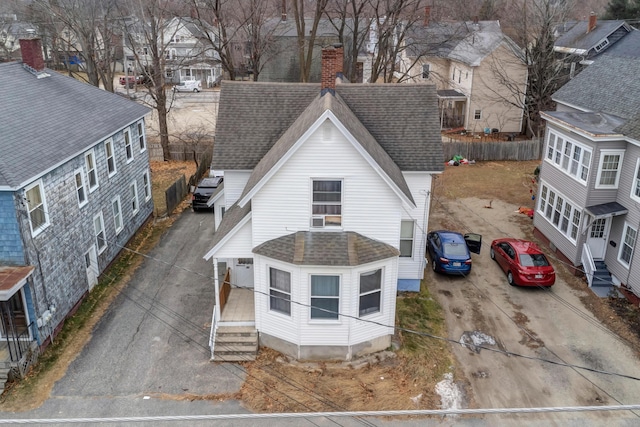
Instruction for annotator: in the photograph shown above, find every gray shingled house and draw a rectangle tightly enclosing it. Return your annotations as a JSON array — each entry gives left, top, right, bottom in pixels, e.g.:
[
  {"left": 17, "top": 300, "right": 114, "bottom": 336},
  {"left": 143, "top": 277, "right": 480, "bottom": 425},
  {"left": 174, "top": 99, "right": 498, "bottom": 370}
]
[
  {"left": 533, "top": 46, "right": 640, "bottom": 299},
  {"left": 203, "top": 46, "right": 443, "bottom": 361},
  {"left": 0, "top": 37, "right": 152, "bottom": 384}
]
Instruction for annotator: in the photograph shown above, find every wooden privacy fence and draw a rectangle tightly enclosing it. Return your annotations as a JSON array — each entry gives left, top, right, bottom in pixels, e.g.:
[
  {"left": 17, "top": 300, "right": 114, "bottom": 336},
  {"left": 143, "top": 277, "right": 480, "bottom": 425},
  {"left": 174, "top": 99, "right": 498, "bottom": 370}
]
[
  {"left": 148, "top": 141, "right": 214, "bottom": 162},
  {"left": 442, "top": 138, "right": 543, "bottom": 161},
  {"left": 165, "top": 175, "right": 187, "bottom": 215}
]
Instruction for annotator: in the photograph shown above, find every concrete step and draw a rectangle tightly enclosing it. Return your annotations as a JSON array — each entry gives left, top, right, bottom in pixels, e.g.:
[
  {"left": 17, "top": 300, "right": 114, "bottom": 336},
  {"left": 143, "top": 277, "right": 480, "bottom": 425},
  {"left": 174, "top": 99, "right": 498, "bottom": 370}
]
[
  {"left": 216, "top": 326, "right": 257, "bottom": 337},
  {"left": 215, "top": 334, "right": 258, "bottom": 345},
  {"left": 214, "top": 353, "right": 257, "bottom": 362}
]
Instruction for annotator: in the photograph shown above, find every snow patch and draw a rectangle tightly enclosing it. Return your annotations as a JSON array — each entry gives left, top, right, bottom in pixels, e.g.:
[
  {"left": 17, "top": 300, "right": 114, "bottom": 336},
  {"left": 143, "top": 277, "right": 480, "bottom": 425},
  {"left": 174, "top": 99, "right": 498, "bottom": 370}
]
[
  {"left": 459, "top": 330, "right": 496, "bottom": 353},
  {"left": 435, "top": 373, "right": 462, "bottom": 413}
]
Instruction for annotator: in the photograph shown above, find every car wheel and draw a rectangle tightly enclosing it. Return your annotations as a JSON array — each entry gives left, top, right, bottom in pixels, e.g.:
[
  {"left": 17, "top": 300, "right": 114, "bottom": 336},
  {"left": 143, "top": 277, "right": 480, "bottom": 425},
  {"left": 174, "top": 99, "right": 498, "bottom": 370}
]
[
  {"left": 490, "top": 247, "right": 495, "bottom": 260},
  {"left": 431, "top": 256, "right": 437, "bottom": 272},
  {"left": 193, "top": 88, "right": 199, "bottom": 92},
  {"left": 507, "top": 271, "right": 515, "bottom": 286}
]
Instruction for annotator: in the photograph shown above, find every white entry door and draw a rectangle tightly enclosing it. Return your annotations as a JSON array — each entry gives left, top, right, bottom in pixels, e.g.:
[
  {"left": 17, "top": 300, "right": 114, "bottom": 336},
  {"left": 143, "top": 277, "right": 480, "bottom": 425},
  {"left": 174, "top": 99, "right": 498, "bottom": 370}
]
[
  {"left": 234, "top": 258, "right": 254, "bottom": 288},
  {"left": 85, "top": 246, "right": 99, "bottom": 290},
  {"left": 587, "top": 218, "right": 609, "bottom": 259}
]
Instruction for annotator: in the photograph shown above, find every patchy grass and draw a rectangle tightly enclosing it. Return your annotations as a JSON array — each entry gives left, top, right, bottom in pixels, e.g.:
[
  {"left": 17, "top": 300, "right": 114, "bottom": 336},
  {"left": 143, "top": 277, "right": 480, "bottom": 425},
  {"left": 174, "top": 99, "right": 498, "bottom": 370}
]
[{"left": 150, "top": 160, "right": 197, "bottom": 216}]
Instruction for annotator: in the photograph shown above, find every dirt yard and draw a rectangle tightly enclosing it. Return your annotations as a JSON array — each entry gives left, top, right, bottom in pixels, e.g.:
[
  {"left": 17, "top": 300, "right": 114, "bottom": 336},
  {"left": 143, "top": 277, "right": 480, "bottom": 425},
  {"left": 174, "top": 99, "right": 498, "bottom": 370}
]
[{"left": 241, "top": 160, "right": 640, "bottom": 423}]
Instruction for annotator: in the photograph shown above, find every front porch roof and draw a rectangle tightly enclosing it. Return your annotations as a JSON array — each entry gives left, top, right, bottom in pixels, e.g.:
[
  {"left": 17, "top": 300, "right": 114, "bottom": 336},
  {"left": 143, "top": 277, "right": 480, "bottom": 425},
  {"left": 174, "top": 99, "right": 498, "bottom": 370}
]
[
  {"left": 437, "top": 89, "right": 466, "bottom": 99},
  {"left": 585, "top": 201, "right": 628, "bottom": 218},
  {"left": 203, "top": 201, "right": 252, "bottom": 260},
  {"left": 542, "top": 111, "right": 626, "bottom": 137},
  {"left": 253, "top": 231, "right": 400, "bottom": 266},
  {"left": 0, "top": 266, "right": 34, "bottom": 300}
]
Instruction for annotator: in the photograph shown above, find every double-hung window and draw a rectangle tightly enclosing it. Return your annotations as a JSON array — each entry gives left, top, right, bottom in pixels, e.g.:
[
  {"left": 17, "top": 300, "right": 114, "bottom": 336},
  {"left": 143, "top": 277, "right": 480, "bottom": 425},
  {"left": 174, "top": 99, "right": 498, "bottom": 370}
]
[
  {"left": 312, "top": 180, "right": 342, "bottom": 227},
  {"left": 25, "top": 180, "right": 49, "bottom": 236},
  {"left": 112, "top": 196, "right": 123, "bottom": 235},
  {"left": 94, "top": 211, "right": 107, "bottom": 254},
  {"left": 142, "top": 170, "right": 152, "bottom": 202},
  {"left": 124, "top": 128, "right": 133, "bottom": 162},
  {"left": 105, "top": 138, "right": 116, "bottom": 176},
  {"left": 85, "top": 149, "right": 99, "bottom": 192},
  {"left": 421, "top": 64, "right": 430, "bottom": 79},
  {"left": 310, "top": 275, "right": 339, "bottom": 320},
  {"left": 400, "top": 220, "right": 415, "bottom": 257},
  {"left": 130, "top": 181, "right": 139, "bottom": 215},
  {"left": 359, "top": 269, "right": 382, "bottom": 316},
  {"left": 74, "top": 169, "right": 87, "bottom": 207},
  {"left": 545, "top": 130, "right": 591, "bottom": 184},
  {"left": 269, "top": 268, "right": 291, "bottom": 316},
  {"left": 538, "top": 183, "right": 581, "bottom": 242},
  {"left": 596, "top": 150, "right": 624, "bottom": 188},
  {"left": 137, "top": 121, "right": 146, "bottom": 152},
  {"left": 619, "top": 223, "right": 637, "bottom": 267},
  {"left": 632, "top": 159, "right": 640, "bottom": 202}
]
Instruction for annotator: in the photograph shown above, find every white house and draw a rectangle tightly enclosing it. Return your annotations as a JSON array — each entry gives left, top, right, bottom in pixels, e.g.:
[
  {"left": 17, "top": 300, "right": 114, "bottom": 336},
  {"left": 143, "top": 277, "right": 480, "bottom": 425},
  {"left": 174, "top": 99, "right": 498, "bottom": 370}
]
[{"left": 203, "top": 46, "right": 444, "bottom": 361}]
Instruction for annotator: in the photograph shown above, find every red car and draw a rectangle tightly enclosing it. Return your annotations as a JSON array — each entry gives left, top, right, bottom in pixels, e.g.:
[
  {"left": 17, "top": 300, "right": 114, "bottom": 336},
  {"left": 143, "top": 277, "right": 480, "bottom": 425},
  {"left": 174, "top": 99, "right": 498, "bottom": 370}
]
[{"left": 490, "top": 238, "right": 555, "bottom": 287}]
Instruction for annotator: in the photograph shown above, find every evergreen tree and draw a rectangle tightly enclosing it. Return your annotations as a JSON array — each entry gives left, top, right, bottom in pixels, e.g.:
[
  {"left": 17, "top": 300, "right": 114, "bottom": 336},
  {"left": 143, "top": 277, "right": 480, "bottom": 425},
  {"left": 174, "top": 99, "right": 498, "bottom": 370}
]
[{"left": 604, "top": 0, "right": 640, "bottom": 20}]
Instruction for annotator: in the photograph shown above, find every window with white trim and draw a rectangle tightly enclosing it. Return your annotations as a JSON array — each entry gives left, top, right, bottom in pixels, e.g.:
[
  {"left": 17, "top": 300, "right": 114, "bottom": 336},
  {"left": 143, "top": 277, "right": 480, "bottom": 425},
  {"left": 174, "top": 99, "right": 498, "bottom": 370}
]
[
  {"left": 544, "top": 130, "right": 591, "bottom": 184},
  {"left": 538, "top": 183, "right": 582, "bottom": 242},
  {"left": 124, "top": 128, "right": 133, "bottom": 162},
  {"left": 112, "top": 196, "right": 123, "bottom": 234},
  {"left": 596, "top": 150, "right": 624, "bottom": 188},
  {"left": 310, "top": 275, "right": 339, "bottom": 320},
  {"left": 142, "top": 170, "right": 152, "bottom": 202},
  {"left": 632, "top": 158, "right": 640, "bottom": 202},
  {"left": 74, "top": 169, "right": 87, "bottom": 207},
  {"left": 85, "top": 149, "right": 99, "bottom": 192},
  {"left": 594, "top": 38, "right": 609, "bottom": 52},
  {"left": 619, "top": 223, "right": 637, "bottom": 267},
  {"left": 130, "top": 181, "right": 139, "bottom": 215},
  {"left": 137, "top": 121, "right": 146, "bottom": 151},
  {"left": 105, "top": 138, "right": 116, "bottom": 176},
  {"left": 94, "top": 211, "right": 107, "bottom": 254},
  {"left": 269, "top": 268, "right": 291, "bottom": 316},
  {"left": 359, "top": 269, "right": 382, "bottom": 316},
  {"left": 474, "top": 109, "right": 481, "bottom": 120},
  {"left": 400, "top": 220, "right": 414, "bottom": 257},
  {"left": 25, "top": 180, "right": 49, "bottom": 236},
  {"left": 311, "top": 180, "right": 341, "bottom": 227},
  {"left": 421, "top": 63, "right": 430, "bottom": 79}
]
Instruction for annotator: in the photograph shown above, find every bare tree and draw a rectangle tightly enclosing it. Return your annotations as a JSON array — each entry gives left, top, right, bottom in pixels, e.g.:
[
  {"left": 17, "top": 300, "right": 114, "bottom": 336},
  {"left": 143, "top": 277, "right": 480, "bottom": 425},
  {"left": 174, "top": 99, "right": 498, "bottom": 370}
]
[
  {"left": 237, "top": 0, "right": 282, "bottom": 81},
  {"left": 325, "top": 0, "right": 370, "bottom": 83},
  {"left": 291, "top": 0, "right": 330, "bottom": 82},
  {"left": 120, "top": 0, "right": 183, "bottom": 161},
  {"left": 30, "top": 0, "right": 121, "bottom": 91}
]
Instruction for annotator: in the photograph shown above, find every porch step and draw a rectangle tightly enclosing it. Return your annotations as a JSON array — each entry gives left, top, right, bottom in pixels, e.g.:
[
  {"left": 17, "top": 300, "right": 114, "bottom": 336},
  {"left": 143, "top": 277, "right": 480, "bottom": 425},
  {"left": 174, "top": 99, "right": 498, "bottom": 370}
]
[
  {"left": 0, "top": 367, "right": 9, "bottom": 394},
  {"left": 592, "top": 261, "right": 613, "bottom": 287},
  {"left": 214, "top": 326, "right": 258, "bottom": 362}
]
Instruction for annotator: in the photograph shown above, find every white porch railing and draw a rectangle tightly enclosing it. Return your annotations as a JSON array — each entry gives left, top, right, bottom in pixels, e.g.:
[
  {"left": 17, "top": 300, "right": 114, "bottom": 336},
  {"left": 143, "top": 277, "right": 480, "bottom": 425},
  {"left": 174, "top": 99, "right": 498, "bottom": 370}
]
[
  {"left": 208, "top": 306, "right": 218, "bottom": 360},
  {"left": 581, "top": 244, "right": 596, "bottom": 287}
]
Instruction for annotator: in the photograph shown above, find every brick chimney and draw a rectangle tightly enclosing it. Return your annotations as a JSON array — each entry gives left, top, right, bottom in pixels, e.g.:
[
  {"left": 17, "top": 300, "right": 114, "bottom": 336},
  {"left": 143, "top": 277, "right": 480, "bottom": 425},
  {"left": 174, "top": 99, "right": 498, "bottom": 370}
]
[
  {"left": 587, "top": 11, "right": 597, "bottom": 33},
  {"left": 19, "top": 37, "right": 45, "bottom": 71},
  {"left": 321, "top": 46, "right": 341, "bottom": 95},
  {"left": 424, "top": 6, "right": 431, "bottom": 27}
]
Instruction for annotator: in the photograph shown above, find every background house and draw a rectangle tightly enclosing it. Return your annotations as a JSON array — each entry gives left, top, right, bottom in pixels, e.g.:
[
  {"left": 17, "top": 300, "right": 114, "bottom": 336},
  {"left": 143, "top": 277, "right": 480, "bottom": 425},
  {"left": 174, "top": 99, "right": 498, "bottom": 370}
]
[
  {"left": 554, "top": 13, "right": 634, "bottom": 78},
  {"left": 0, "top": 37, "right": 152, "bottom": 384},
  {"left": 203, "top": 46, "right": 443, "bottom": 362},
  {"left": 400, "top": 18, "right": 527, "bottom": 134},
  {"left": 534, "top": 47, "right": 640, "bottom": 299}
]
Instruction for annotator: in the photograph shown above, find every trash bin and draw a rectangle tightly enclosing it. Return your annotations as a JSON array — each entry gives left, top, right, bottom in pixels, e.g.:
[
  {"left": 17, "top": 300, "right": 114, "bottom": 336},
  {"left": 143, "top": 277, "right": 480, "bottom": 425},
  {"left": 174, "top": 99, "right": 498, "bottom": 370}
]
[{"left": 464, "top": 233, "right": 482, "bottom": 254}]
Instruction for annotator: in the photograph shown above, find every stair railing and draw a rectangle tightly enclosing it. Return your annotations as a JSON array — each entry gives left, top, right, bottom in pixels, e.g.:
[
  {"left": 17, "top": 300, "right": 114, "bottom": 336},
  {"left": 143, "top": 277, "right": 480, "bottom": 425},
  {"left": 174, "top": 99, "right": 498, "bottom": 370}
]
[{"left": 581, "top": 244, "right": 595, "bottom": 287}]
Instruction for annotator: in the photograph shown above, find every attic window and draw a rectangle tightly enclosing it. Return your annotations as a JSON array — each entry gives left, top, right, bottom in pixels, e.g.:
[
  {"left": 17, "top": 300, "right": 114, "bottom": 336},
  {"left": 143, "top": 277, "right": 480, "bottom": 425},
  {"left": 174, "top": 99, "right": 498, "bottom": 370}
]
[
  {"left": 594, "top": 38, "right": 609, "bottom": 52},
  {"left": 422, "top": 64, "right": 430, "bottom": 79}
]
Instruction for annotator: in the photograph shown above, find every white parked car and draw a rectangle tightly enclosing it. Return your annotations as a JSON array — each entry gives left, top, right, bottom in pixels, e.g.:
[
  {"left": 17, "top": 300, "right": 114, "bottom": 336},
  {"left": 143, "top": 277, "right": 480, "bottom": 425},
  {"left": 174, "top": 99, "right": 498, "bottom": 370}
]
[{"left": 173, "top": 80, "right": 202, "bottom": 92}]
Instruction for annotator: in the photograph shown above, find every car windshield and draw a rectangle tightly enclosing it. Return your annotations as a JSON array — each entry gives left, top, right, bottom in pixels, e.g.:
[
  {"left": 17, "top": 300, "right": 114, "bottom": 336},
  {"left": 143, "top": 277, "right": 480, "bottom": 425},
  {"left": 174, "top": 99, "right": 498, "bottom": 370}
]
[
  {"left": 519, "top": 253, "right": 549, "bottom": 267},
  {"left": 443, "top": 242, "right": 468, "bottom": 257}
]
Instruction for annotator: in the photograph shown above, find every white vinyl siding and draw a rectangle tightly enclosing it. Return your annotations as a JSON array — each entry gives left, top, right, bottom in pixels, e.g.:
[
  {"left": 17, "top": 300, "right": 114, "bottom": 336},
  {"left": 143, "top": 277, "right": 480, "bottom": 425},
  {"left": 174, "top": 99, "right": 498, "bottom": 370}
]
[
  {"left": 85, "top": 149, "right": 99, "bottom": 192},
  {"left": 618, "top": 223, "right": 637, "bottom": 267},
  {"left": 538, "top": 183, "right": 581, "bottom": 243},
  {"left": 94, "top": 211, "right": 107, "bottom": 254},
  {"left": 25, "top": 180, "right": 49, "bottom": 236},
  {"left": 545, "top": 130, "right": 591, "bottom": 184},
  {"left": 105, "top": 138, "right": 117, "bottom": 177},
  {"left": 595, "top": 150, "right": 624, "bottom": 189},
  {"left": 74, "top": 169, "right": 87, "bottom": 208}
]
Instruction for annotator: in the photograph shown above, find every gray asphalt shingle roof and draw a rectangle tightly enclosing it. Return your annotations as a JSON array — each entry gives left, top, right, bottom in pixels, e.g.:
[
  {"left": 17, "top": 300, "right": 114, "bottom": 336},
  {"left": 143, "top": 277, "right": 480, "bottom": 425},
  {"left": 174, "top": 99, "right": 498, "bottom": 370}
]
[
  {"left": 552, "top": 54, "right": 640, "bottom": 121},
  {"left": 554, "top": 20, "right": 628, "bottom": 52},
  {"left": 0, "top": 62, "right": 150, "bottom": 189},
  {"left": 252, "top": 231, "right": 400, "bottom": 266},
  {"left": 213, "top": 81, "right": 443, "bottom": 174}
]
